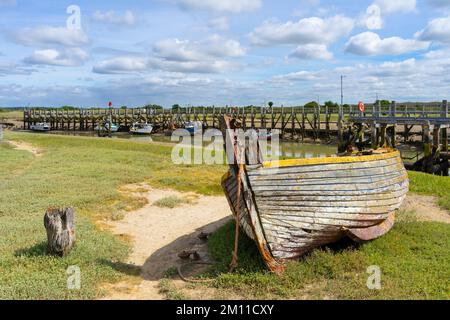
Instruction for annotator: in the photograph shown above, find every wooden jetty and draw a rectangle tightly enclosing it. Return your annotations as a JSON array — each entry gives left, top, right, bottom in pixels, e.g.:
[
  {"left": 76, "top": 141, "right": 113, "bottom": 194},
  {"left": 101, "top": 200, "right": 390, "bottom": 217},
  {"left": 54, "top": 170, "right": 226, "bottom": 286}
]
[
  {"left": 348, "top": 100, "right": 449, "bottom": 175},
  {"left": 22, "top": 101, "right": 449, "bottom": 145},
  {"left": 23, "top": 105, "right": 339, "bottom": 140}
]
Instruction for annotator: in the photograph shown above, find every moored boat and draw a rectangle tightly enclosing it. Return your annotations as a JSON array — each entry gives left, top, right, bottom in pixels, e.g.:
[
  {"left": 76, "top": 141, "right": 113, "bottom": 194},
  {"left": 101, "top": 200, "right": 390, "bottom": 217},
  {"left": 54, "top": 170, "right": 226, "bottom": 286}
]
[
  {"left": 30, "top": 122, "right": 50, "bottom": 132},
  {"left": 130, "top": 122, "right": 153, "bottom": 135},
  {"left": 185, "top": 121, "right": 202, "bottom": 134},
  {"left": 94, "top": 122, "right": 119, "bottom": 133},
  {"left": 220, "top": 116, "right": 409, "bottom": 273}
]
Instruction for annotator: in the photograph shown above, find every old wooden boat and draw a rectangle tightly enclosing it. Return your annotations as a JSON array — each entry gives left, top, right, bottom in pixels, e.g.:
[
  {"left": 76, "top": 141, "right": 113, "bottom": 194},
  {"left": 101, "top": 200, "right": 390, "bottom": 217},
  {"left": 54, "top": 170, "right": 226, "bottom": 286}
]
[{"left": 220, "top": 116, "right": 409, "bottom": 273}]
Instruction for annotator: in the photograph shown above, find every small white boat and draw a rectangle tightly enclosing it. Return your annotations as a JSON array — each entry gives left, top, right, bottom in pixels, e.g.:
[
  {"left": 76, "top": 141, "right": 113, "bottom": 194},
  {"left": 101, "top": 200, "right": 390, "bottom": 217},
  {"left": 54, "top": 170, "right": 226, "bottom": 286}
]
[
  {"left": 185, "top": 121, "right": 202, "bottom": 134},
  {"left": 130, "top": 122, "right": 153, "bottom": 135},
  {"left": 30, "top": 122, "right": 50, "bottom": 132},
  {"left": 95, "top": 122, "right": 119, "bottom": 132}
]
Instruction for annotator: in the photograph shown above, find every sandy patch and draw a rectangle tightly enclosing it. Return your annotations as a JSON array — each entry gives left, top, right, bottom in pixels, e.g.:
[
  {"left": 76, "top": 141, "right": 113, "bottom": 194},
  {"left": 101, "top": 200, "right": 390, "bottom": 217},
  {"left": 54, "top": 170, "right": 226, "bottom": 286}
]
[
  {"left": 400, "top": 194, "right": 450, "bottom": 224},
  {"left": 8, "top": 140, "right": 42, "bottom": 157},
  {"left": 103, "top": 185, "right": 232, "bottom": 300}
]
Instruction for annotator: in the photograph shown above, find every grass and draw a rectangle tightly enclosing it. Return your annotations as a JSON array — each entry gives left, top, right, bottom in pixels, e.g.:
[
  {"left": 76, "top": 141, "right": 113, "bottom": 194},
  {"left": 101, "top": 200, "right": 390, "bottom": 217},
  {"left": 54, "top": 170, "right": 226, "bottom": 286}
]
[
  {"left": 201, "top": 218, "right": 450, "bottom": 300},
  {"left": 154, "top": 196, "right": 189, "bottom": 209},
  {"left": 0, "top": 110, "right": 22, "bottom": 123},
  {"left": 408, "top": 171, "right": 450, "bottom": 210},
  {"left": 0, "top": 131, "right": 226, "bottom": 299}
]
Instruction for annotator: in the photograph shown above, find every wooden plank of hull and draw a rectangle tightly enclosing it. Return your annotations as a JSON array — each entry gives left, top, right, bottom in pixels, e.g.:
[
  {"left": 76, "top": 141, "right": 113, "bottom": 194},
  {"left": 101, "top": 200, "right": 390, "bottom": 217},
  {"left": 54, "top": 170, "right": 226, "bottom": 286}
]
[
  {"left": 257, "top": 195, "right": 406, "bottom": 208},
  {"left": 252, "top": 156, "right": 401, "bottom": 175},
  {"left": 252, "top": 180, "right": 409, "bottom": 196},
  {"left": 258, "top": 190, "right": 407, "bottom": 206},
  {"left": 257, "top": 202, "right": 405, "bottom": 215},
  {"left": 249, "top": 162, "right": 405, "bottom": 181},
  {"left": 250, "top": 174, "right": 408, "bottom": 192},
  {"left": 252, "top": 173, "right": 405, "bottom": 187}
]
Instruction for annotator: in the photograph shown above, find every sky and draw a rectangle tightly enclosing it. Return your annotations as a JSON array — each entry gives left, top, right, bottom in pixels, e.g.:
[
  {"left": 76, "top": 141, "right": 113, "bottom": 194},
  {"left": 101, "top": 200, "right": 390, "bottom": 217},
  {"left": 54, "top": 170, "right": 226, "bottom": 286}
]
[{"left": 0, "top": 0, "right": 450, "bottom": 107}]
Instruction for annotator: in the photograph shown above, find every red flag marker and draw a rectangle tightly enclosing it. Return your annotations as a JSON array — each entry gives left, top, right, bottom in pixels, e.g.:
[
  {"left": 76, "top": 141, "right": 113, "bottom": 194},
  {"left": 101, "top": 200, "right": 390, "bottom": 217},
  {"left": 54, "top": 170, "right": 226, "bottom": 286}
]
[{"left": 358, "top": 101, "right": 365, "bottom": 113}]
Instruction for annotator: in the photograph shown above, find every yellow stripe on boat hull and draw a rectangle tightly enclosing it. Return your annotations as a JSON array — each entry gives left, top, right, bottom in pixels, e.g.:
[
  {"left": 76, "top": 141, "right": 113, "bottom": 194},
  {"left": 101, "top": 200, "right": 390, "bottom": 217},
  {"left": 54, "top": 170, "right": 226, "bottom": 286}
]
[{"left": 263, "top": 150, "right": 401, "bottom": 168}]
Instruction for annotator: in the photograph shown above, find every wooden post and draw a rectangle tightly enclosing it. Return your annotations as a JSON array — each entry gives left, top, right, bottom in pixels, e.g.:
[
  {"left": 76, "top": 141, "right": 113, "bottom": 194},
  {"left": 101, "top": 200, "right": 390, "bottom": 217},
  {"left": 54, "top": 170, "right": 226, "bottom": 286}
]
[
  {"left": 380, "top": 125, "right": 387, "bottom": 147},
  {"left": 371, "top": 122, "right": 378, "bottom": 149},
  {"left": 391, "top": 101, "right": 396, "bottom": 117},
  {"left": 442, "top": 99, "right": 448, "bottom": 152},
  {"left": 271, "top": 106, "right": 274, "bottom": 129},
  {"left": 390, "top": 125, "right": 396, "bottom": 148},
  {"left": 442, "top": 100, "right": 448, "bottom": 118},
  {"left": 317, "top": 104, "right": 321, "bottom": 139},
  {"left": 251, "top": 105, "right": 255, "bottom": 129},
  {"left": 291, "top": 107, "right": 294, "bottom": 140},
  {"left": 338, "top": 104, "right": 343, "bottom": 144},
  {"left": 433, "top": 125, "right": 441, "bottom": 150},
  {"left": 423, "top": 122, "right": 432, "bottom": 157},
  {"left": 301, "top": 106, "right": 305, "bottom": 141},
  {"left": 44, "top": 208, "right": 76, "bottom": 257},
  {"left": 443, "top": 126, "right": 448, "bottom": 152}
]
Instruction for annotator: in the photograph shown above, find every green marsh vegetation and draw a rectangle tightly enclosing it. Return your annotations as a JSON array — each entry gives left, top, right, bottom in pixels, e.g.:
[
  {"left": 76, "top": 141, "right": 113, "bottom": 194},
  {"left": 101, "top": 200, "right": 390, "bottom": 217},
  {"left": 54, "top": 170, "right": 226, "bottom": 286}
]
[
  {"left": 408, "top": 171, "right": 450, "bottom": 210},
  {"left": 0, "top": 131, "right": 225, "bottom": 299},
  {"left": 198, "top": 218, "right": 450, "bottom": 299},
  {"left": 154, "top": 195, "right": 192, "bottom": 209}
]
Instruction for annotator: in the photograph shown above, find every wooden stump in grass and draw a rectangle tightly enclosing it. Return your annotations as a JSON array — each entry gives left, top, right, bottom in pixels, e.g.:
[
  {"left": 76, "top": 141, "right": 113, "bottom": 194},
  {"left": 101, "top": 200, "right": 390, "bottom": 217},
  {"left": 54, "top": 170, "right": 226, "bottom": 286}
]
[{"left": 44, "top": 207, "right": 76, "bottom": 257}]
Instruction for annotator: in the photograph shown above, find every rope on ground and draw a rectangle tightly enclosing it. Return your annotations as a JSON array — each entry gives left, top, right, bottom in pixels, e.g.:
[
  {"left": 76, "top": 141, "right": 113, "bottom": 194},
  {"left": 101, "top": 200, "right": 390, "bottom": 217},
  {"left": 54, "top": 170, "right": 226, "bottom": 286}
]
[{"left": 177, "top": 261, "right": 216, "bottom": 283}]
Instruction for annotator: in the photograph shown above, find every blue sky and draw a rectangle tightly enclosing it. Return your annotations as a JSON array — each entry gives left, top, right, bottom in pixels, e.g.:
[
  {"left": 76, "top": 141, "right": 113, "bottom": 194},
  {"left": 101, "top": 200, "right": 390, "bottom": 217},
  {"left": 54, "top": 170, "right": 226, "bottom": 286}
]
[{"left": 1, "top": 0, "right": 450, "bottom": 107}]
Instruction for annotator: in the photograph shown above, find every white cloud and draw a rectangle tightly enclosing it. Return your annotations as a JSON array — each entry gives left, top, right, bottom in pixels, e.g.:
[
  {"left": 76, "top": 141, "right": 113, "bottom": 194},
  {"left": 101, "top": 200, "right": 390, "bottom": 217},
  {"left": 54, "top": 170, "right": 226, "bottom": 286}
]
[
  {"left": 359, "top": 4, "right": 383, "bottom": 30},
  {"left": 177, "top": 0, "right": 261, "bottom": 12},
  {"left": 289, "top": 44, "right": 333, "bottom": 60},
  {"left": 272, "top": 70, "right": 323, "bottom": 82},
  {"left": 208, "top": 17, "right": 229, "bottom": 31},
  {"left": 93, "top": 56, "right": 149, "bottom": 74},
  {"left": 23, "top": 48, "right": 88, "bottom": 66},
  {"left": 345, "top": 32, "right": 429, "bottom": 56},
  {"left": 93, "top": 55, "right": 240, "bottom": 74},
  {"left": 92, "top": 10, "right": 136, "bottom": 26},
  {"left": 11, "top": 26, "right": 89, "bottom": 47},
  {"left": 249, "top": 15, "right": 354, "bottom": 46},
  {"left": 153, "top": 35, "right": 245, "bottom": 61},
  {"left": 93, "top": 35, "right": 244, "bottom": 74},
  {"left": 416, "top": 16, "right": 450, "bottom": 43},
  {"left": 148, "top": 58, "right": 239, "bottom": 74},
  {"left": 374, "top": 0, "right": 416, "bottom": 13}
]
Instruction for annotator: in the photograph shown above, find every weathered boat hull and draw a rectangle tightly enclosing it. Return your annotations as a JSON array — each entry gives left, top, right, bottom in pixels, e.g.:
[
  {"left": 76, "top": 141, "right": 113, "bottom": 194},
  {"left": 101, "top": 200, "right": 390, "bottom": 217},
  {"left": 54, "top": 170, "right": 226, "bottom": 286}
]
[{"left": 222, "top": 151, "right": 409, "bottom": 271}]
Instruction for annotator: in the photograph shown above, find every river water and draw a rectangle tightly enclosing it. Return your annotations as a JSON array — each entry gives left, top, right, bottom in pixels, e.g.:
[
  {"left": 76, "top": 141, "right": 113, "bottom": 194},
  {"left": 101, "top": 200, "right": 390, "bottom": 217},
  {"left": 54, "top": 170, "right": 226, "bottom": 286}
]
[
  {"left": 43, "top": 130, "right": 419, "bottom": 162},
  {"left": 45, "top": 131, "right": 338, "bottom": 159}
]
